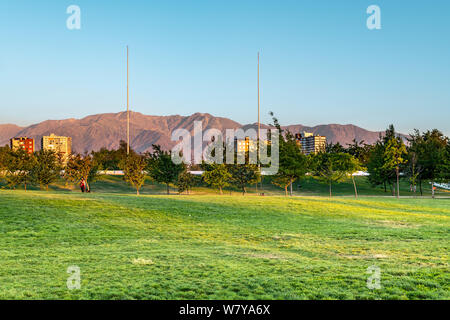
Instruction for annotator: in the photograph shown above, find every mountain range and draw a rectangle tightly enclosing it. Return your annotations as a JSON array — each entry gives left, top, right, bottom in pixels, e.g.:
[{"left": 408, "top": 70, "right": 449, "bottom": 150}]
[{"left": 0, "top": 111, "right": 392, "bottom": 153}]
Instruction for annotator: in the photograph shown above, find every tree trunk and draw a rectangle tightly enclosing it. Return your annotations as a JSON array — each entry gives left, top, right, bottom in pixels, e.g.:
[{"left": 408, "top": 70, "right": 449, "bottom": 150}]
[
  {"left": 396, "top": 167, "right": 400, "bottom": 199},
  {"left": 352, "top": 175, "right": 358, "bottom": 199},
  {"left": 219, "top": 187, "right": 223, "bottom": 195},
  {"left": 137, "top": 188, "right": 140, "bottom": 196},
  {"left": 284, "top": 185, "right": 288, "bottom": 196},
  {"left": 166, "top": 184, "right": 170, "bottom": 195},
  {"left": 384, "top": 181, "right": 386, "bottom": 192},
  {"left": 243, "top": 186, "right": 246, "bottom": 196},
  {"left": 46, "top": 184, "right": 49, "bottom": 191},
  {"left": 431, "top": 182, "right": 434, "bottom": 199},
  {"left": 419, "top": 180, "right": 423, "bottom": 196},
  {"left": 329, "top": 182, "right": 332, "bottom": 198},
  {"left": 289, "top": 181, "right": 293, "bottom": 197},
  {"left": 24, "top": 183, "right": 27, "bottom": 191}
]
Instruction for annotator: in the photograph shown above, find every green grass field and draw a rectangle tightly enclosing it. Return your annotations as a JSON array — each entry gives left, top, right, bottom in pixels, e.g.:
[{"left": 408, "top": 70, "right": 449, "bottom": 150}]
[{"left": 0, "top": 184, "right": 448, "bottom": 299}]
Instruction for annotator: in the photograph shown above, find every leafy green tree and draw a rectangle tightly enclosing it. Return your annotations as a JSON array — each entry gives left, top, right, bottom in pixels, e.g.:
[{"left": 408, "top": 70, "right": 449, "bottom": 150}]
[
  {"left": 382, "top": 137, "right": 408, "bottom": 198},
  {"left": 367, "top": 142, "right": 393, "bottom": 193},
  {"left": 92, "top": 140, "right": 135, "bottom": 171},
  {"left": 326, "top": 142, "right": 346, "bottom": 154},
  {"left": 310, "top": 152, "right": 358, "bottom": 197},
  {"left": 406, "top": 151, "right": 420, "bottom": 196},
  {"left": 229, "top": 163, "right": 260, "bottom": 195},
  {"left": 147, "top": 145, "right": 184, "bottom": 195},
  {"left": 31, "top": 149, "right": 61, "bottom": 191},
  {"left": 122, "top": 153, "right": 147, "bottom": 195},
  {"left": 64, "top": 153, "right": 98, "bottom": 191},
  {"left": 2, "top": 149, "right": 35, "bottom": 190},
  {"left": 366, "top": 125, "right": 399, "bottom": 194},
  {"left": 176, "top": 169, "right": 198, "bottom": 194},
  {"left": 0, "top": 145, "right": 9, "bottom": 184},
  {"left": 268, "top": 112, "right": 309, "bottom": 196},
  {"left": 202, "top": 163, "right": 231, "bottom": 195},
  {"left": 408, "top": 129, "right": 448, "bottom": 195},
  {"left": 438, "top": 142, "right": 450, "bottom": 181},
  {"left": 346, "top": 139, "right": 373, "bottom": 167}
]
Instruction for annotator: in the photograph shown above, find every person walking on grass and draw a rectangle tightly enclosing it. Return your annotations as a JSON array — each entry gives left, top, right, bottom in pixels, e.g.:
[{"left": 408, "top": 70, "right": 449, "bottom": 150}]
[{"left": 80, "top": 179, "right": 85, "bottom": 193}]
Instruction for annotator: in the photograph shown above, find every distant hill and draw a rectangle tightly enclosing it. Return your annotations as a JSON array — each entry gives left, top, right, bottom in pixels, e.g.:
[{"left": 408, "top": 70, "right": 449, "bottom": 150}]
[
  {"left": 0, "top": 124, "right": 24, "bottom": 146},
  {"left": 0, "top": 111, "right": 395, "bottom": 153}
]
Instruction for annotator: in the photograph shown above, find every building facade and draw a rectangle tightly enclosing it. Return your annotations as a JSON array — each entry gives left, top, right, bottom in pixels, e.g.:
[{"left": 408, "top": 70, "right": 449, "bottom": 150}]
[
  {"left": 41, "top": 134, "right": 72, "bottom": 162},
  {"left": 10, "top": 137, "right": 35, "bottom": 154},
  {"left": 234, "top": 137, "right": 257, "bottom": 154},
  {"left": 295, "top": 132, "right": 326, "bottom": 155}
]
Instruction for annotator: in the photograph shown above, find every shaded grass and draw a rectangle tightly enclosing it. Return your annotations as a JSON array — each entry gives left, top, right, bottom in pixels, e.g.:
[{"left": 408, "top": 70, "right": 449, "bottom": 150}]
[
  {"left": 3, "top": 175, "right": 446, "bottom": 198},
  {"left": 0, "top": 190, "right": 448, "bottom": 299}
]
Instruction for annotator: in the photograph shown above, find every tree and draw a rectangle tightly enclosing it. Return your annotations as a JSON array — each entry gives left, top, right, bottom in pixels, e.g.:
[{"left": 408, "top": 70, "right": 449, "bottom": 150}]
[
  {"left": 367, "top": 142, "right": 395, "bottom": 194},
  {"left": 31, "top": 150, "right": 61, "bottom": 191},
  {"left": 122, "top": 153, "right": 147, "bottom": 195},
  {"left": 437, "top": 142, "right": 450, "bottom": 181},
  {"left": 147, "top": 145, "right": 184, "bottom": 195},
  {"left": 366, "top": 125, "right": 399, "bottom": 194},
  {"left": 346, "top": 139, "right": 373, "bottom": 167},
  {"left": 229, "top": 163, "right": 260, "bottom": 195},
  {"left": 382, "top": 137, "right": 408, "bottom": 198},
  {"left": 176, "top": 169, "right": 198, "bottom": 194},
  {"left": 326, "top": 142, "right": 346, "bottom": 154},
  {"left": 64, "top": 153, "right": 98, "bottom": 191},
  {"left": 406, "top": 151, "right": 420, "bottom": 196},
  {"left": 202, "top": 163, "right": 231, "bottom": 195},
  {"left": 310, "top": 152, "right": 358, "bottom": 197},
  {"left": 2, "top": 149, "right": 35, "bottom": 190},
  {"left": 92, "top": 140, "right": 134, "bottom": 171},
  {"left": 407, "top": 129, "right": 448, "bottom": 195},
  {"left": 0, "top": 145, "right": 9, "bottom": 184},
  {"left": 268, "top": 112, "right": 309, "bottom": 196}
]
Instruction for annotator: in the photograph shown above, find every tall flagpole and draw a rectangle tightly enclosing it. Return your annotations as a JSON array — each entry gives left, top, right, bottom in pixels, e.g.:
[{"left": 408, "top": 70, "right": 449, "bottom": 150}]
[
  {"left": 257, "top": 52, "right": 260, "bottom": 165},
  {"left": 257, "top": 52, "right": 261, "bottom": 192},
  {"left": 127, "top": 46, "right": 130, "bottom": 155}
]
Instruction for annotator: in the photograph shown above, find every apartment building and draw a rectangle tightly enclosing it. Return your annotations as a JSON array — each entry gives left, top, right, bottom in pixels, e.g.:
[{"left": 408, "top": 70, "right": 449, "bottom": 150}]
[
  {"left": 41, "top": 133, "right": 72, "bottom": 162},
  {"left": 295, "top": 132, "right": 326, "bottom": 155},
  {"left": 10, "top": 137, "right": 35, "bottom": 154},
  {"left": 234, "top": 137, "right": 257, "bottom": 154}
]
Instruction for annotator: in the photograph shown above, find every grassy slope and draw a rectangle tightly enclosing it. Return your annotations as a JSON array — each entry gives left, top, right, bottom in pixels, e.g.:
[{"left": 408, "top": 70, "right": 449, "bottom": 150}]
[{"left": 0, "top": 190, "right": 448, "bottom": 299}]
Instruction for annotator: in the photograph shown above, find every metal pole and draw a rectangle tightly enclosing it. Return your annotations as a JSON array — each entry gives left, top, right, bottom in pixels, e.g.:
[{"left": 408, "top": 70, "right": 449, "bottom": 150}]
[
  {"left": 257, "top": 52, "right": 262, "bottom": 191},
  {"left": 127, "top": 46, "right": 130, "bottom": 155},
  {"left": 257, "top": 52, "right": 260, "bottom": 164}
]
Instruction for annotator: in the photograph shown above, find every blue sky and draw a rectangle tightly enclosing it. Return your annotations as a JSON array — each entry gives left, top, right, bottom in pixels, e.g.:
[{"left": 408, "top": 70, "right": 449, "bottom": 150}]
[{"left": 1, "top": 0, "right": 449, "bottom": 135}]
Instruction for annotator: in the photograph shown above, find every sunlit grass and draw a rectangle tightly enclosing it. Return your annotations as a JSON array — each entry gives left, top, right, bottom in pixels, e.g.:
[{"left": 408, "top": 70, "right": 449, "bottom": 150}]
[{"left": 0, "top": 189, "right": 448, "bottom": 299}]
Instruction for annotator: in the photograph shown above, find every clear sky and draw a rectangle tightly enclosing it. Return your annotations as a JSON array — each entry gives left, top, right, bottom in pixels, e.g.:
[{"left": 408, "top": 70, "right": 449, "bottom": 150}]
[{"left": 1, "top": 0, "right": 449, "bottom": 135}]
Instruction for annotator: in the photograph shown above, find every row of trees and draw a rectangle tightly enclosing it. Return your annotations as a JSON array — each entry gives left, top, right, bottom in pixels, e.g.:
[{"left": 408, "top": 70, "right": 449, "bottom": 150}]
[
  {"left": 331, "top": 125, "right": 450, "bottom": 197},
  {"left": 1, "top": 119, "right": 448, "bottom": 197},
  {"left": 0, "top": 148, "right": 64, "bottom": 191}
]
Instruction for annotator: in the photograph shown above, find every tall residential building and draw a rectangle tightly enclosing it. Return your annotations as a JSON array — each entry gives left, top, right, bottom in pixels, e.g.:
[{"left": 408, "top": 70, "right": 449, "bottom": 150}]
[
  {"left": 10, "top": 137, "right": 35, "bottom": 154},
  {"left": 41, "top": 134, "right": 72, "bottom": 161},
  {"left": 234, "top": 137, "right": 259, "bottom": 154},
  {"left": 295, "top": 132, "right": 326, "bottom": 155}
]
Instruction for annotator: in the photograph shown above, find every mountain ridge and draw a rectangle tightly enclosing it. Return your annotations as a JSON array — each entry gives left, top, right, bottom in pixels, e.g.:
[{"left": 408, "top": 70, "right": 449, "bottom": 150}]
[{"left": 0, "top": 111, "right": 394, "bottom": 153}]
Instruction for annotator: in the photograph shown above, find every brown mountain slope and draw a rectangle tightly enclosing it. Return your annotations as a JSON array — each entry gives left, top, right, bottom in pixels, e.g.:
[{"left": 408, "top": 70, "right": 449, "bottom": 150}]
[
  {"left": 1, "top": 112, "right": 394, "bottom": 152},
  {"left": 0, "top": 124, "right": 24, "bottom": 146}
]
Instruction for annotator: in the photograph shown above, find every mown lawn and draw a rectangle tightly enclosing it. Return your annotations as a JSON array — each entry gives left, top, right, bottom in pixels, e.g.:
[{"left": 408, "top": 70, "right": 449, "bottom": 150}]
[{"left": 0, "top": 190, "right": 448, "bottom": 299}]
